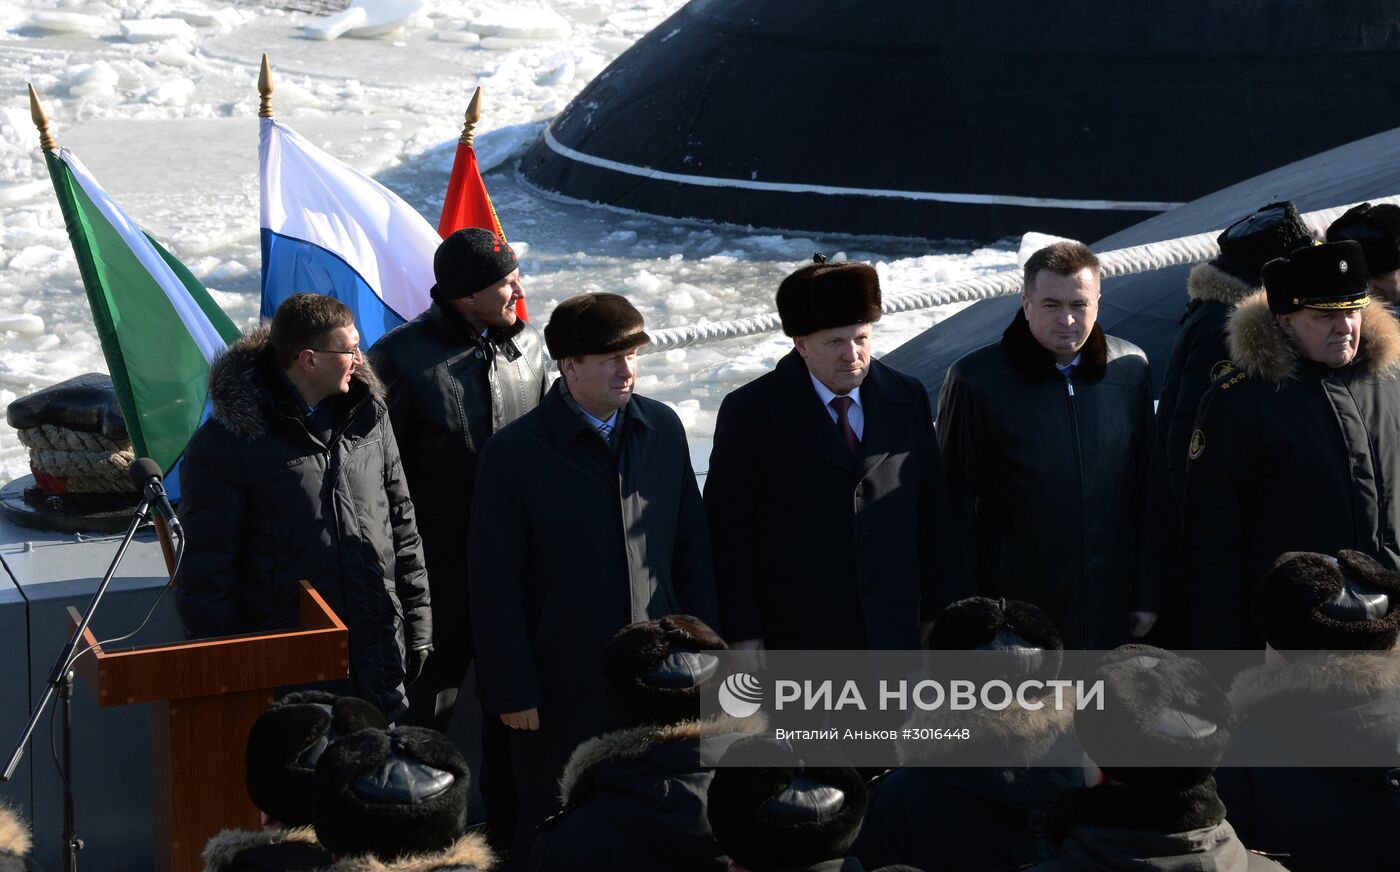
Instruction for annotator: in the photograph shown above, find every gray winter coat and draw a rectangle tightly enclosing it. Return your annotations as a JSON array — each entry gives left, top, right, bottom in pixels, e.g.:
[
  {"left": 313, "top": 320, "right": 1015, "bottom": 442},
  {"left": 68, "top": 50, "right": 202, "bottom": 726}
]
[
  {"left": 1027, "top": 781, "right": 1288, "bottom": 871},
  {"left": 1184, "top": 292, "right": 1400, "bottom": 649},
  {"left": 369, "top": 304, "right": 549, "bottom": 659},
  {"left": 174, "top": 326, "right": 431, "bottom": 720},
  {"left": 937, "top": 311, "right": 1156, "bottom": 648}
]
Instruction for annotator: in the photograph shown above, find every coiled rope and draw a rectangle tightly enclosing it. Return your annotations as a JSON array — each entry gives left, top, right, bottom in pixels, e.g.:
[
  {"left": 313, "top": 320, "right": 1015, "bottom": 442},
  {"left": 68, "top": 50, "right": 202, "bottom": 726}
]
[
  {"left": 640, "top": 196, "right": 1400, "bottom": 354},
  {"left": 16, "top": 423, "right": 135, "bottom": 494}
]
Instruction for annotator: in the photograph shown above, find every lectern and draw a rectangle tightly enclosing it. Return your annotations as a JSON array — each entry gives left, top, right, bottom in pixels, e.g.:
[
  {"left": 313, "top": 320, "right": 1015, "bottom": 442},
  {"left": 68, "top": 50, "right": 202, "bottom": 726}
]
[{"left": 67, "top": 581, "right": 349, "bottom": 872}]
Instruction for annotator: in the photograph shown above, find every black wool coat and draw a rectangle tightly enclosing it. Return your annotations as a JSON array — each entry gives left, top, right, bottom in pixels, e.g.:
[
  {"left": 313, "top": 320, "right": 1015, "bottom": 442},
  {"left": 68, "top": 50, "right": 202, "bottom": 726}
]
[
  {"left": 530, "top": 714, "right": 765, "bottom": 872},
  {"left": 705, "top": 350, "right": 960, "bottom": 650},
  {"left": 1216, "top": 653, "right": 1400, "bottom": 872},
  {"left": 468, "top": 381, "right": 720, "bottom": 826},
  {"left": 1183, "top": 292, "right": 1400, "bottom": 649},
  {"left": 936, "top": 311, "right": 1156, "bottom": 649},
  {"left": 369, "top": 305, "right": 549, "bottom": 661},
  {"left": 174, "top": 326, "right": 431, "bottom": 720}
]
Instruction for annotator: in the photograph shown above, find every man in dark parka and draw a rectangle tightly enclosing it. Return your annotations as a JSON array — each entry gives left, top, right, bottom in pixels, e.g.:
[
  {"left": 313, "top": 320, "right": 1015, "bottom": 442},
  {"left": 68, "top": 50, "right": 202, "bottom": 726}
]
[
  {"left": 937, "top": 241, "right": 1156, "bottom": 649},
  {"left": 370, "top": 228, "right": 549, "bottom": 732},
  {"left": 1216, "top": 550, "right": 1400, "bottom": 872},
  {"left": 468, "top": 293, "right": 720, "bottom": 867},
  {"left": 175, "top": 294, "right": 432, "bottom": 721},
  {"left": 1184, "top": 240, "right": 1400, "bottom": 650},
  {"left": 705, "top": 258, "right": 959, "bottom": 651}
]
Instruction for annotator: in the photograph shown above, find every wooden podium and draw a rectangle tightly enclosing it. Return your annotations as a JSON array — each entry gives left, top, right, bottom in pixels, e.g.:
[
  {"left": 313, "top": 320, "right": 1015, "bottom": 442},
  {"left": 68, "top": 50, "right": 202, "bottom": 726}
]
[{"left": 67, "top": 581, "right": 349, "bottom": 872}]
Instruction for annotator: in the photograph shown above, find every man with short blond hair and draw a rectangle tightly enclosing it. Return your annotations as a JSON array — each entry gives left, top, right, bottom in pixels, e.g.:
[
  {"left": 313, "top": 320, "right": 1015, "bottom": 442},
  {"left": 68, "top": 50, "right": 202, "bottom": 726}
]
[{"left": 937, "top": 241, "right": 1156, "bottom": 649}]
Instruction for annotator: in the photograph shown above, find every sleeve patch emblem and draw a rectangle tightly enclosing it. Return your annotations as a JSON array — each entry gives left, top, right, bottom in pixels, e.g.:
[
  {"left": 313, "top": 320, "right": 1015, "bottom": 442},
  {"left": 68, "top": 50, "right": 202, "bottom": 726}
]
[
  {"left": 1209, "top": 359, "right": 1235, "bottom": 382},
  {"left": 1188, "top": 428, "right": 1205, "bottom": 461}
]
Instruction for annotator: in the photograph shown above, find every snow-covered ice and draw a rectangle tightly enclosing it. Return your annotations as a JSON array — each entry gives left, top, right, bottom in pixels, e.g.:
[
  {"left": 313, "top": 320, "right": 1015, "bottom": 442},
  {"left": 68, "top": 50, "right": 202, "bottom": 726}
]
[{"left": 0, "top": 0, "right": 1015, "bottom": 485}]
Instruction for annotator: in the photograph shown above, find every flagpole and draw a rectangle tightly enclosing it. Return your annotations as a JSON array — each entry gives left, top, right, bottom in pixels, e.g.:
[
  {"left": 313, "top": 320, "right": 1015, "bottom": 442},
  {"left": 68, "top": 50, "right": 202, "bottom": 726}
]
[
  {"left": 259, "top": 53, "right": 274, "bottom": 118},
  {"left": 29, "top": 84, "right": 178, "bottom": 578},
  {"left": 459, "top": 85, "right": 481, "bottom": 147}
]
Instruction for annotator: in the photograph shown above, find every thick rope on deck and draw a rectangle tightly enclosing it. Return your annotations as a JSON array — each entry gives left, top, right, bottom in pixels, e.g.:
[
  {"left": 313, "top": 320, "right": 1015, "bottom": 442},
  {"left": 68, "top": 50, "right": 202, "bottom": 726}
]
[
  {"left": 641, "top": 196, "right": 1400, "bottom": 353},
  {"left": 16, "top": 423, "right": 136, "bottom": 493}
]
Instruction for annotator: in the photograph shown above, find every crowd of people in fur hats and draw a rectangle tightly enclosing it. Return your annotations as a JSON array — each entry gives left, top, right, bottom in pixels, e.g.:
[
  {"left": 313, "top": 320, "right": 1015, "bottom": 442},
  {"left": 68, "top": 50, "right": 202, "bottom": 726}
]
[{"left": 146, "top": 199, "right": 1400, "bottom": 872}]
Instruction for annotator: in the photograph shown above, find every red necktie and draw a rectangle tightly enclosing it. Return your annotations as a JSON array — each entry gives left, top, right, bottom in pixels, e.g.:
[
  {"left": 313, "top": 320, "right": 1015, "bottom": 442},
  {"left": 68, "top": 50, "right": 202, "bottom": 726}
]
[{"left": 830, "top": 396, "right": 860, "bottom": 458}]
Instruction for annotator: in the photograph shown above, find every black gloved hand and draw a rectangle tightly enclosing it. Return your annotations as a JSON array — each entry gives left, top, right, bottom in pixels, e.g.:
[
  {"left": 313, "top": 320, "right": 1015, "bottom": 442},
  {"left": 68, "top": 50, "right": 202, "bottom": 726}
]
[{"left": 406, "top": 645, "right": 432, "bottom": 687}]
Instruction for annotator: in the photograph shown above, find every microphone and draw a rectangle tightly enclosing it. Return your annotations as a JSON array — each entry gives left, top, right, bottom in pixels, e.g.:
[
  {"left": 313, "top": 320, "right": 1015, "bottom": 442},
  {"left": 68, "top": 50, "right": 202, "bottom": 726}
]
[{"left": 127, "top": 457, "right": 181, "bottom": 534}]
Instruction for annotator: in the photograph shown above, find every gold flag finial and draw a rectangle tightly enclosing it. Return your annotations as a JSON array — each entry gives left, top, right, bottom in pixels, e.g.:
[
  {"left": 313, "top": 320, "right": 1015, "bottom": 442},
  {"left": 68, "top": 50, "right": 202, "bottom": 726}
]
[
  {"left": 28, "top": 84, "right": 56, "bottom": 151},
  {"left": 458, "top": 86, "right": 481, "bottom": 147},
  {"left": 258, "top": 53, "right": 274, "bottom": 118}
]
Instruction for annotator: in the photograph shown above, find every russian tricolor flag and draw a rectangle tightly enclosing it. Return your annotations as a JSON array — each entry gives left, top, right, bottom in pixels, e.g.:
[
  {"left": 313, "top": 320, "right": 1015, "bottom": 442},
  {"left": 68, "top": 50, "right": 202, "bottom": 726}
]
[{"left": 259, "top": 117, "right": 440, "bottom": 346}]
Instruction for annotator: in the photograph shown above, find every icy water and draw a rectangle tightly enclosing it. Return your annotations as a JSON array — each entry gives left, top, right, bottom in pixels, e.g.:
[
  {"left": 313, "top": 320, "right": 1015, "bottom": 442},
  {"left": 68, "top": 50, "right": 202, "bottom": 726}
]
[{"left": 0, "top": 0, "right": 1017, "bottom": 483}]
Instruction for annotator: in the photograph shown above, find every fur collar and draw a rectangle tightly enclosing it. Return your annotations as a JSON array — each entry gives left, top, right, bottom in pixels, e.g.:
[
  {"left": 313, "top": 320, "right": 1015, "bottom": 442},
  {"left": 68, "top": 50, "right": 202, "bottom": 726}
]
[
  {"left": 201, "top": 826, "right": 321, "bottom": 871},
  {"left": 1226, "top": 290, "right": 1400, "bottom": 384},
  {"left": 0, "top": 805, "right": 30, "bottom": 859},
  {"left": 558, "top": 713, "right": 767, "bottom": 804},
  {"left": 1187, "top": 261, "right": 1257, "bottom": 307},
  {"left": 896, "top": 694, "right": 1074, "bottom": 764},
  {"left": 1046, "top": 780, "right": 1225, "bottom": 844},
  {"left": 1228, "top": 652, "right": 1400, "bottom": 720},
  {"left": 326, "top": 833, "right": 495, "bottom": 872},
  {"left": 208, "top": 324, "right": 385, "bottom": 440},
  {"left": 1000, "top": 309, "right": 1108, "bottom": 383}
]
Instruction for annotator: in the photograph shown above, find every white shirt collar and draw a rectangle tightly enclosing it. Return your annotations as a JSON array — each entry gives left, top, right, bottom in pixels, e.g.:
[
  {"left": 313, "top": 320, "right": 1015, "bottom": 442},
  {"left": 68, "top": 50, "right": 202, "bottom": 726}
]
[{"left": 809, "top": 372, "right": 862, "bottom": 409}]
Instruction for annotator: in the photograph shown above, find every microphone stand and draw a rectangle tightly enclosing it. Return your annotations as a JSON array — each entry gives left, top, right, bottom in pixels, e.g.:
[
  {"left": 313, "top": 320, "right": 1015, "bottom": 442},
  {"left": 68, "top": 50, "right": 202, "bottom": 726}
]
[{"left": 1, "top": 488, "right": 171, "bottom": 872}]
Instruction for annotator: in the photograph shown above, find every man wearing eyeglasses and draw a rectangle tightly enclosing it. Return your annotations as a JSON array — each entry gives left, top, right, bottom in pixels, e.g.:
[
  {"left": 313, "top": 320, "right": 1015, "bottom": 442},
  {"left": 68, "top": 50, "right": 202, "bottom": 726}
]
[{"left": 174, "top": 293, "right": 432, "bottom": 723}]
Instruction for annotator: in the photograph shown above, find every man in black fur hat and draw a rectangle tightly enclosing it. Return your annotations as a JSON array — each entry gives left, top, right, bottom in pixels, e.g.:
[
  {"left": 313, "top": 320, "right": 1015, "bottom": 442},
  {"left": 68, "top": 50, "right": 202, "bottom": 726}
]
[
  {"left": 1184, "top": 239, "right": 1400, "bottom": 650},
  {"left": 1216, "top": 550, "right": 1400, "bottom": 871},
  {"left": 201, "top": 691, "right": 385, "bottom": 872},
  {"left": 854, "top": 597, "right": 1082, "bottom": 872},
  {"left": 531, "top": 615, "right": 765, "bottom": 871},
  {"left": 937, "top": 241, "right": 1156, "bottom": 649},
  {"left": 175, "top": 293, "right": 431, "bottom": 721},
  {"left": 313, "top": 725, "right": 496, "bottom": 870},
  {"left": 1027, "top": 646, "right": 1286, "bottom": 871},
  {"left": 706, "top": 737, "right": 919, "bottom": 872},
  {"left": 1328, "top": 202, "right": 1400, "bottom": 305},
  {"left": 468, "top": 292, "right": 720, "bottom": 867},
  {"left": 706, "top": 258, "right": 960, "bottom": 652}
]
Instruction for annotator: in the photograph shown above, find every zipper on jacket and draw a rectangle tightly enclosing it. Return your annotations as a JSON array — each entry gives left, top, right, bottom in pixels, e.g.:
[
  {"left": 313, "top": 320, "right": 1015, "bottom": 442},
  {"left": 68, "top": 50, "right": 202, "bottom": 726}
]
[{"left": 1064, "top": 374, "right": 1087, "bottom": 639}]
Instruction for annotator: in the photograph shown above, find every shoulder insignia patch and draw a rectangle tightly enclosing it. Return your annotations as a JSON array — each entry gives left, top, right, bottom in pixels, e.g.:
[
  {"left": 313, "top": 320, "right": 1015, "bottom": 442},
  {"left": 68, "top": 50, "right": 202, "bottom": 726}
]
[
  {"left": 1188, "top": 428, "right": 1205, "bottom": 461},
  {"left": 1209, "top": 359, "right": 1235, "bottom": 382}
]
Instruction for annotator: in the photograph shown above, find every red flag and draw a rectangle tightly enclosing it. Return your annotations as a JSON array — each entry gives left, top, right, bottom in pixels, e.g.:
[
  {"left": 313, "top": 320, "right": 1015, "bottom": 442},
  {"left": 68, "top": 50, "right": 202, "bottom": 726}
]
[{"left": 439, "top": 90, "right": 528, "bottom": 322}]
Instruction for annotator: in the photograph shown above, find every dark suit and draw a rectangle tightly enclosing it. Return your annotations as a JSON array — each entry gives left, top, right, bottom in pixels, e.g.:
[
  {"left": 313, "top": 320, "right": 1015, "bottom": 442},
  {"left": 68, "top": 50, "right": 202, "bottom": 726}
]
[{"left": 704, "top": 349, "right": 961, "bottom": 650}]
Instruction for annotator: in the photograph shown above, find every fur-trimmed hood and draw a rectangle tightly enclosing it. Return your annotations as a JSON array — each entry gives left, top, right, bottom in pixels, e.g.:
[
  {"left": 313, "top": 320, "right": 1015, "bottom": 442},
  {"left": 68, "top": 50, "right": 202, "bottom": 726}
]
[
  {"left": 1226, "top": 290, "right": 1400, "bottom": 384},
  {"left": 1001, "top": 309, "right": 1109, "bottom": 383},
  {"left": 201, "top": 826, "right": 325, "bottom": 872},
  {"left": 558, "top": 713, "right": 767, "bottom": 804},
  {"left": 208, "top": 324, "right": 385, "bottom": 440},
  {"left": 1230, "top": 651, "right": 1400, "bottom": 717},
  {"left": 1188, "top": 261, "right": 1257, "bottom": 308},
  {"left": 0, "top": 805, "right": 31, "bottom": 860},
  {"left": 326, "top": 833, "right": 495, "bottom": 872}
]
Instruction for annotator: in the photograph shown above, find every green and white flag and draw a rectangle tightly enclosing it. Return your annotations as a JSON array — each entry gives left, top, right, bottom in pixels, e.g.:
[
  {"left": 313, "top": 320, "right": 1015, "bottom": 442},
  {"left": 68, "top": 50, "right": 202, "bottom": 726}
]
[{"left": 45, "top": 147, "right": 241, "bottom": 477}]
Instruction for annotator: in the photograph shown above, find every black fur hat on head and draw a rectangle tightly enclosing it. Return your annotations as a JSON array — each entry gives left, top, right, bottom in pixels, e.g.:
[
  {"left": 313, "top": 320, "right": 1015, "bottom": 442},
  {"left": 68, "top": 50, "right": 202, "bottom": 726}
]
[
  {"left": 431, "top": 227, "right": 518, "bottom": 300},
  {"left": 925, "top": 596, "right": 1064, "bottom": 683},
  {"left": 1074, "top": 646, "right": 1231, "bottom": 790},
  {"left": 1263, "top": 239, "right": 1371, "bottom": 315},
  {"left": 244, "top": 691, "right": 388, "bottom": 826},
  {"left": 776, "top": 258, "right": 882, "bottom": 337},
  {"left": 313, "top": 726, "right": 470, "bottom": 861},
  {"left": 543, "top": 292, "right": 650, "bottom": 359},
  {"left": 601, "top": 614, "right": 727, "bottom": 727},
  {"left": 1256, "top": 550, "right": 1400, "bottom": 652},
  {"left": 1212, "top": 201, "right": 1313, "bottom": 287},
  {"left": 1326, "top": 202, "right": 1400, "bottom": 277},
  {"left": 707, "top": 736, "right": 866, "bottom": 871}
]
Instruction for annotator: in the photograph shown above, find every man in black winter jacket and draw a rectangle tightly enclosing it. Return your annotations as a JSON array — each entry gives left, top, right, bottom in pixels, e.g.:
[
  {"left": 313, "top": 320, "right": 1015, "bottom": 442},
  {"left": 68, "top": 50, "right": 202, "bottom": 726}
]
[
  {"left": 937, "top": 241, "right": 1156, "bottom": 648},
  {"left": 370, "top": 228, "right": 549, "bottom": 732},
  {"left": 531, "top": 615, "right": 764, "bottom": 872},
  {"left": 1184, "top": 240, "right": 1400, "bottom": 650},
  {"left": 174, "top": 294, "right": 432, "bottom": 721}
]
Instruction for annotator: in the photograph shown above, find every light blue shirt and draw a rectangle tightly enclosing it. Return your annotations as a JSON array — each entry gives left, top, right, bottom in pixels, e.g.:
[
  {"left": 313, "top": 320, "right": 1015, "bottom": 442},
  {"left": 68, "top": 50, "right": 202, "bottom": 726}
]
[
  {"left": 809, "top": 373, "right": 865, "bottom": 441},
  {"left": 578, "top": 406, "right": 619, "bottom": 435},
  {"left": 1055, "top": 353, "right": 1083, "bottom": 378}
]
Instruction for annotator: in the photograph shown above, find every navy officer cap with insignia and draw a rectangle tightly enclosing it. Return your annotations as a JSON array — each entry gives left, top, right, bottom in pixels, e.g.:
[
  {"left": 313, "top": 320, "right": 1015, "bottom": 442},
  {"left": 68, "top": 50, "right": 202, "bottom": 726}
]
[{"left": 1262, "top": 239, "right": 1372, "bottom": 315}]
